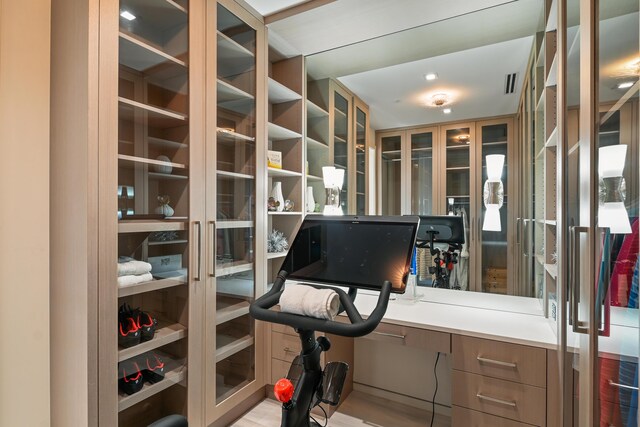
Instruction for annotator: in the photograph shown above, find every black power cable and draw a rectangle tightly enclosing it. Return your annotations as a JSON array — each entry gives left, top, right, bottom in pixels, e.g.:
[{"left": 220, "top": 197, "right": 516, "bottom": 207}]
[{"left": 430, "top": 352, "right": 441, "bottom": 427}]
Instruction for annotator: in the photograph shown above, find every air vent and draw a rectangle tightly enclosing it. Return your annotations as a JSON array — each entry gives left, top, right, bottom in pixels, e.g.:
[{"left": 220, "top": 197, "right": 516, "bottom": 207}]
[{"left": 505, "top": 73, "right": 517, "bottom": 94}]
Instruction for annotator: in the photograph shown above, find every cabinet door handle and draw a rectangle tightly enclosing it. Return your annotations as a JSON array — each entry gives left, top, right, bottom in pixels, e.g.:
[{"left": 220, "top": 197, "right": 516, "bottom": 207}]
[
  {"left": 608, "top": 380, "right": 639, "bottom": 392},
  {"left": 208, "top": 221, "right": 216, "bottom": 278},
  {"left": 372, "top": 331, "right": 406, "bottom": 340},
  {"left": 283, "top": 347, "right": 298, "bottom": 353},
  {"left": 476, "top": 356, "right": 517, "bottom": 369},
  {"left": 597, "top": 227, "right": 612, "bottom": 337},
  {"left": 569, "top": 226, "right": 589, "bottom": 334},
  {"left": 476, "top": 393, "right": 517, "bottom": 407},
  {"left": 194, "top": 221, "right": 202, "bottom": 281}
]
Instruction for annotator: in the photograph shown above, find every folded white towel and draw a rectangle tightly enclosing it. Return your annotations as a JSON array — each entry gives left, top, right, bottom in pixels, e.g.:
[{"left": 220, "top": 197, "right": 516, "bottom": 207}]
[
  {"left": 117, "top": 272, "right": 153, "bottom": 288},
  {"left": 279, "top": 284, "right": 340, "bottom": 320},
  {"left": 117, "top": 260, "right": 152, "bottom": 277}
]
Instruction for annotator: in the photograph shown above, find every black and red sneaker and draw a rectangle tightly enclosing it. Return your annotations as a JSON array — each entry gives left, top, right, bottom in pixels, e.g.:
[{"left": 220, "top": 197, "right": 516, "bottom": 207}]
[
  {"left": 118, "top": 304, "right": 140, "bottom": 348},
  {"left": 135, "top": 309, "right": 157, "bottom": 342},
  {"left": 142, "top": 352, "right": 165, "bottom": 384},
  {"left": 118, "top": 360, "right": 144, "bottom": 395}
]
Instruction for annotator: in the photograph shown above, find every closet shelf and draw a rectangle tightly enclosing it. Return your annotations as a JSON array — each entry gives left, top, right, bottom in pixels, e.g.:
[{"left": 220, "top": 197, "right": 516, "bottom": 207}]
[
  {"left": 147, "top": 136, "right": 188, "bottom": 150},
  {"left": 334, "top": 135, "right": 347, "bottom": 144},
  {"left": 118, "top": 363, "right": 186, "bottom": 412},
  {"left": 216, "top": 170, "right": 255, "bottom": 180},
  {"left": 148, "top": 172, "right": 188, "bottom": 180},
  {"left": 216, "top": 128, "right": 255, "bottom": 143},
  {"left": 546, "top": 55, "right": 558, "bottom": 87},
  {"left": 120, "top": 0, "right": 187, "bottom": 27},
  {"left": 306, "top": 99, "right": 329, "bottom": 118},
  {"left": 216, "top": 220, "right": 253, "bottom": 229},
  {"left": 118, "top": 276, "right": 187, "bottom": 298},
  {"left": 268, "top": 167, "right": 302, "bottom": 178},
  {"left": 545, "top": 263, "right": 558, "bottom": 279},
  {"left": 119, "top": 31, "right": 186, "bottom": 72},
  {"left": 147, "top": 239, "right": 189, "bottom": 246},
  {"left": 215, "top": 334, "right": 253, "bottom": 363},
  {"left": 306, "top": 174, "right": 322, "bottom": 182},
  {"left": 306, "top": 136, "right": 329, "bottom": 150},
  {"left": 268, "top": 122, "right": 302, "bottom": 141},
  {"left": 267, "top": 251, "right": 288, "bottom": 260},
  {"left": 118, "top": 154, "right": 186, "bottom": 170},
  {"left": 268, "top": 211, "right": 303, "bottom": 216},
  {"left": 217, "top": 31, "right": 254, "bottom": 78},
  {"left": 216, "top": 298, "right": 251, "bottom": 325},
  {"left": 545, "top": 127, "right": 558, "bottom": 148},
  {"left": 118, "top": 220, "right": 187, "bottom": 233},
  {"left": 118, "top": 96, "right": 187, "bottom": 129},
  {"left": 268, "top": 77, "right": 302, "bottom": 104},
  {"left": 217, "top": 79, "right": 254, "bottom": 115},
  {"left": 216, "top": 261, "right": 253, "bottom": 277},
  {"left": 118, "top": 323, "right": 187, "bottom": 362}
]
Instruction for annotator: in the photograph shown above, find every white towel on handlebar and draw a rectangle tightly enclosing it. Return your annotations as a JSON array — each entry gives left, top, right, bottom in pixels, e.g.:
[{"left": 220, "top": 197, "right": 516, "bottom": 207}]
[{"left": 279, "top": 284, "right": 340, "bottom": 320}]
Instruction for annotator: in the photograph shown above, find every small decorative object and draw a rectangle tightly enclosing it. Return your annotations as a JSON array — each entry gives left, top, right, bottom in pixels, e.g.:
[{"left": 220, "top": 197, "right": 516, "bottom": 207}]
[
  {"left": 551, "top": 250, "right": 558, "bottom": 264},
  {"left": 283, "top": 199, "right": 295, "bottom": 212},
  {"left": 267, "top": 150, "right": 282, "bottom": 169},
  {"left": 482, "top": 154, "right": 505, "bottom": 231},
  {"left": 267, "top": 229, "right": 289, "bottom": 253},
  {"left": 150, "top": 231, "right": 179, "bottom": 242},
  {"left": 314, "top": 202, "right": 320, "bottom": 213},
  {"left": 153, "top": 155, "right": 173, "bottom": 174},
  {"left": 271, "top": 181, "right": 285, "bottom": 212},
  {"left": 267, "top": 197, "right": 279, "bottom": 211},
  {"left": 154, "top": 195, "right": 174, "bottom": 217},
  {"left": 322, "top": 166, "right": 344, "bottom": 215},
  {"left": 306, "top": 186, "right": 315, "bottom": 213}
]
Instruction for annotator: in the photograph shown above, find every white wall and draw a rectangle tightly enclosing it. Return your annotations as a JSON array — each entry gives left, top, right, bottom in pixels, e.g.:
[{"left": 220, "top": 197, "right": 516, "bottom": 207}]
[{"left": 0, "top": 0, "right": 51, "bottom": 425}]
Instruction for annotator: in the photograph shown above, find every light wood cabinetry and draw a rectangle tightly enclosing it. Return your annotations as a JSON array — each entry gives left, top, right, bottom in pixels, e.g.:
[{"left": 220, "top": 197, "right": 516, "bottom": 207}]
[{"left": 452, "top": 335, "right": 551, "bottom": 426}]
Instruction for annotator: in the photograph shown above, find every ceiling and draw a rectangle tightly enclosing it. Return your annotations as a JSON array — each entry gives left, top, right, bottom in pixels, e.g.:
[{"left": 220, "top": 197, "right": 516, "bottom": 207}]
[{"left": 245, "top": 0, "right": 307, "bottom": 16}]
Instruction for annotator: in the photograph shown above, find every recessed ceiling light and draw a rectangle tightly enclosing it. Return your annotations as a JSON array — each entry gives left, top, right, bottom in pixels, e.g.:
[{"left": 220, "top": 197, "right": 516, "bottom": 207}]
[
  {"left": 425, "top": 73, "right": 438, "bottom": 81},
  {"left": 443, "top": 108, "right": 452, "bottom": 114},
  {"left": 618, "top": 81, "right": 634, "bottom": 89},
  {"left": 120, "top": 10, "right": 136, "bottom": 21}
]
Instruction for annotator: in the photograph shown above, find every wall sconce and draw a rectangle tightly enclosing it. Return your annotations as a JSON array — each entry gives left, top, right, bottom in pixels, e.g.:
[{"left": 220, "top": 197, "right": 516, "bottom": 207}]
[
  {"left": 599, "top": 145, "right": 631, "bottom": 234},
  {"left": 482, "top": 154, "right": 505, "bottom": 232},
  {"left": 322, "top": 166, "right": 344, "bottom": 216}
]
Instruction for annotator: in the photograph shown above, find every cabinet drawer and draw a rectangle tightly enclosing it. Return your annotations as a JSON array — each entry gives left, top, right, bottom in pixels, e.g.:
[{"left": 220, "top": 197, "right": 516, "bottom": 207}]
[
  {"left": 272, "top": 332, "right": 301, "bottom": 362},
  {"left": 452, "top": 370, "right": 546, "bottom": 426},
  {"left": 452, "top": 405, "right": 533, "bottom": 427},
  {"left": 271, "top": 358, "right": 292, "bottom": 385},
  {"left": 364, "top": 322, "right": 450, "bottom": 353},
  {"left": 272, "top": 323, "right": 298, "bottom": 337},
  {"left": 453, "top": 335, "right": 546, "bottom": 387}
]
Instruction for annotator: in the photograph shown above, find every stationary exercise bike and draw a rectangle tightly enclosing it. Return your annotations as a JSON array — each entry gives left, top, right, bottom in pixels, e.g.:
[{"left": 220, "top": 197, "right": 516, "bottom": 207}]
[{"left": 250, "top": 215, "right": 419, "bottom": 427}]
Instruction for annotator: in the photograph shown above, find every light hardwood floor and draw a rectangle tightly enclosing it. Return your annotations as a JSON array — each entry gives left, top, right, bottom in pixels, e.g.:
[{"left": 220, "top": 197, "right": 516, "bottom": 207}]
[{"left": 231, "top": 391, "right": 451, "bottom": 427}]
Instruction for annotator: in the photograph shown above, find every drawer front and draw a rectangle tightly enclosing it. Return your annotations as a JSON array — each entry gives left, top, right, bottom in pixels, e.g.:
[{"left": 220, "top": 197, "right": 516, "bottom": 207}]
[
  {"left": 364, "top": 322, "right": 451, "bottom": 353},
  {"left": 272, "top": 332, "right": 301, "bottom": 362},
  {"left": 452, "top": 405, "right": 533, "bottom": 427},
  {"left": 452, "top": 370, "right": 546, "bottom": 426},
  {"left": 453, "top": 335, "right": 546, "bottom": 387},
  {"left": 271, "top": 358, "right": 292, "bottom": 385},
  {"left": 272, "top": 323, "right": 298, "bottom": 337}
]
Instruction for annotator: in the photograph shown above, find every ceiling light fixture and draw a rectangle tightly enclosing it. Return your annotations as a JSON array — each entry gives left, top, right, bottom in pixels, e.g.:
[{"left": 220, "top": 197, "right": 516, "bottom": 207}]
[
  {"left": 618, "top": 81, "right": 634, "bottom": 89},
  {"left": 120, "top": 10, "right": 136, "bottom": 20},
  {"left": 425, "top": 73, "right": 438, "bottom": 81},
  {"left": 431, "top": 93, "right": 449, "bottom": 107},
  {"left": 457, "top": 135, "right": 470, "bottom": 144},
  {"left": 443, "top": 108, "right": 452, "bottom": 114}
]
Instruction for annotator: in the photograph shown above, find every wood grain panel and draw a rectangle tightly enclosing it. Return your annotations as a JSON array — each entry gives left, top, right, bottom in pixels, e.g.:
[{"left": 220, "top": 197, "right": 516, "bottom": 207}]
[
  {"left": 452, "top": 405, "right": 531, "bottom": 427},
  {"left": 364, "top": 322, "right": 451, "bottom": 354}
]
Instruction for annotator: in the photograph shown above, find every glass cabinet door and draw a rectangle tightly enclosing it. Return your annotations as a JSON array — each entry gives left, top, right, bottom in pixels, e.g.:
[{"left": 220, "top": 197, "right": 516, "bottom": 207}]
[
  {"left": 116, "top": 0, "right": 191, "bottom": 423},
  {"left": 477, "top": 120, "right": 511, "bottom": 295},
  {"left": 378, "top": 132, "right": 403, "bottom": 215},
  {"left": 354, "top": 103, "right": 368, "bottom": 215},
  {"left": 408, "top": 128, "right": 437, "bottom": 216},
  {"left": 212, "top": 0, "right": 257, "bottom": 410},
  {"left": 333, "top": 89, "right": 350, "bottom": 213}
]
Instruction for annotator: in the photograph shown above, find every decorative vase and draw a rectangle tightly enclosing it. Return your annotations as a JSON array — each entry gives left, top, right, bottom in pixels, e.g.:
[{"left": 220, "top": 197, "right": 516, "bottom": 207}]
[
  {"left": 306, "top": 186, "right": 315, "bottom": 213},
  {"left": 154, "top": 195, "right": 174, "bottom": 217},
  {"left": 153, "top": 155, "right": 173, "bottom": 174},
  {"left": 271, "top": 182, "right": 284, "bottom": 212}
]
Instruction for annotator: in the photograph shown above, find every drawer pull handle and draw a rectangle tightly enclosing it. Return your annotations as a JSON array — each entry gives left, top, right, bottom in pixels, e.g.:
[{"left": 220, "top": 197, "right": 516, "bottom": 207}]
[
  {"left": 608, "top": 380, "right": 639, "bottom": 391},
  {"left": 476, "top": 356, "right": 517, "bottom": 369},
  {"left": 283, "top": 347, "right": 298, "bottom": 354},
  {"left": 476, "top": 393, "right": 517, "bottom": 407},
  {"left": 373, "top": 332, "right": 406, "bottom": 340}
]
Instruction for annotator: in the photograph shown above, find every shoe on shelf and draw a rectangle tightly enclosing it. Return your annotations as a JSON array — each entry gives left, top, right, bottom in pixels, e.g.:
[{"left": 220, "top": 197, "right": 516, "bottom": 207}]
[
  {"left": 118, "top": 360, "right": 144, "bottom": 395},
  {"left": 142, "top": 352, "right": 166, "bottom": 384},
  {"left": 135, "top": 308, "right": 158, "bottom": 342},
  {"left": 118, "top": 303, "right": 140, "bottom": 348}
]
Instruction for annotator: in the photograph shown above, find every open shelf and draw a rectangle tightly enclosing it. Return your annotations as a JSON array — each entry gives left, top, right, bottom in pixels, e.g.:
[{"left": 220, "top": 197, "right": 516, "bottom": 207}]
[
  {"left": 119, "top": 31, "right": 186, "bottom": 72},
  {"left": 118, "top": 323, "right": 187, "bottom": 362},
  {"left": 217, "top": 79, "right": 254, "bottom": 115},
  {"left": 268, "top": 77, "right": 302, "bottom": 103},
  {"left": 268, "top": 167, "right": 302, "bottom": 177},
  {"left": 217, "top": 31, "right": 254, "bottom": 78},
  {"left": 306, "top": 99, "right": 329, "bottom": 118},
  {"left": 119, "top": 97, "right": 187, "bottom": 129},
  {"left": 545, "top": 127, "right": 558, "bottom": 148},
  {"left": 268, "top": 122, "right": 302, "bottom": 141},
  {"left": 545, "top": 263, "right": 558, "bottom": 279},
  {"left": 306, "top": 174, "right": 322, "bottom": 182},
  {"left": 546, "top": 55, "right": 558, "bottom": 87},
  {"left": 118, "top": 276, "right": 187, "bottom": 298},
  {"left": 217, "top": 170, "right": 254, "bottom": 180},
  {"left": 306, "top": 136, "right": 329, "bottom": 149},
  {"left": 216, "top": 261, "right": 253, "bottom": 277},
  {"left": 118, "top": 363, "right": 186, "bottom": 412},
  {"left": 118, "top": 220, "right": 187, "bottom": 233},
  {"left": 268, "top": 211, "right": 303, "bottom": 216},
  {"left": 215, "top": 334, "right": 253, "bottom": 363}
]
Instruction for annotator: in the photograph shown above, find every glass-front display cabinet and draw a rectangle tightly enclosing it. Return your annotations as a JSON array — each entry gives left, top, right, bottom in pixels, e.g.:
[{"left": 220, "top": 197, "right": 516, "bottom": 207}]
[
  {"left": 206, "top": 0, "right": 265, "bottom": 424},
  {"left": 333, "top": 88, "right": 351, "bottom": 213},
  {"left": 354, "top": 99, "right": 368, "bottom": 215},
  {"left": 377, "top": 131, "right": 403, "bottom": 216},
  {"left": 116, "top": 0, "right": 191, "bottom": 424}
]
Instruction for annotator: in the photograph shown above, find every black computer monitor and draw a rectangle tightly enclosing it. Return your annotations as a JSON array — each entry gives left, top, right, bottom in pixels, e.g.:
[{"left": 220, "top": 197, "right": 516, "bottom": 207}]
[
  {"left": 415, "top": 215, "right": 465, "bottom": 245},
  {"left": 279, "top": 215, "right": 419, "bottom": 293}
]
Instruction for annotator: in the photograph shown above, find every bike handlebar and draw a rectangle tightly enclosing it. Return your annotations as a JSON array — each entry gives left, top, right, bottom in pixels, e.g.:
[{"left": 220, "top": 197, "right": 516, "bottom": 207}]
[{"left": 249, "top": 271, "right": 392, "bottom": 338}]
